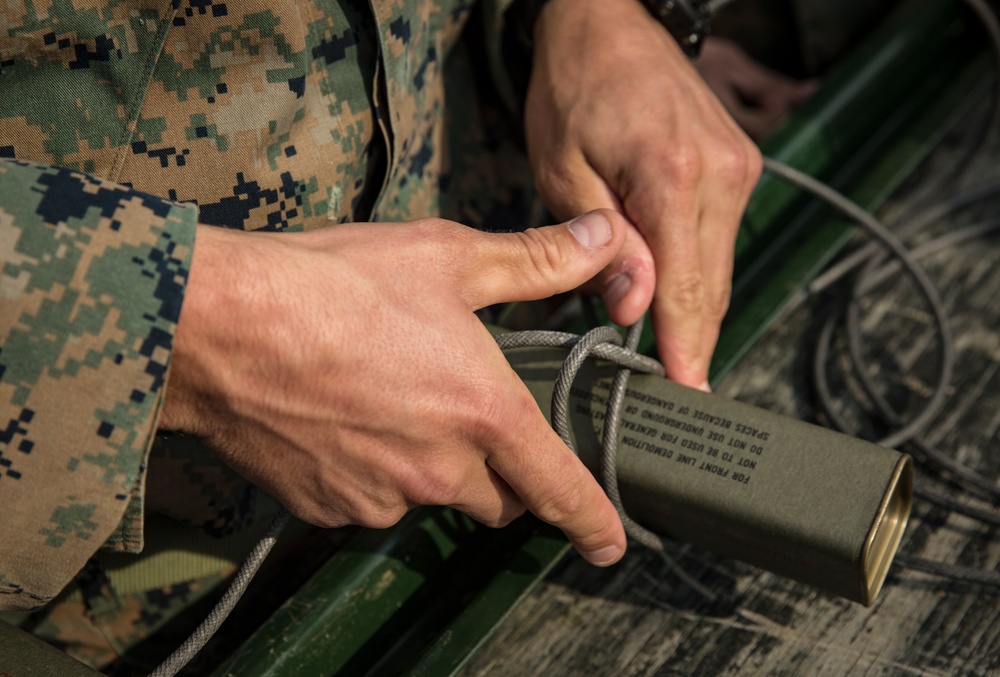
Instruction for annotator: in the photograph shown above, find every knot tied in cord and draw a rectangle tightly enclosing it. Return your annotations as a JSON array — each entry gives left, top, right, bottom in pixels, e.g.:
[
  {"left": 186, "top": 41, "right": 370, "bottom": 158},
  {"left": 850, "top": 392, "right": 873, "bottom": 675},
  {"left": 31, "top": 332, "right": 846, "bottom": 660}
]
[{"left": 495, "top": 320, "right": 720, "bottom": 600}]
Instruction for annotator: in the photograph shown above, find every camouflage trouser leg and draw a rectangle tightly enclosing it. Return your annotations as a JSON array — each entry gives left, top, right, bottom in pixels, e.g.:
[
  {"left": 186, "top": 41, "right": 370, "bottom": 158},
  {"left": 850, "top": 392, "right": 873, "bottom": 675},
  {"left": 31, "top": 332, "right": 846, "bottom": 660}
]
[
  {"left": 0, "top": 429, "right": 297, "bottom": 671},
  {"left": 0, "top": 567, "right": 231, "bottom": 672}
]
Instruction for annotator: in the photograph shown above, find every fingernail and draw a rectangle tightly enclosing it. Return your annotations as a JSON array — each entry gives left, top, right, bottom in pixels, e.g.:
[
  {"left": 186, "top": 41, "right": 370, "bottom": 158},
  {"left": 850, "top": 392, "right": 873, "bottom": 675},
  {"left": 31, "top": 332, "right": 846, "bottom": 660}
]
[
  {"left": 604, "top": 273, "right": 633, "bottom": 309},
  {"left": 568, "top": 212, "right": 612, "bottom": 249},
  {"left": 584, "top": 545, "right": 622, "bottom": 566},
  {"left": 698, "top": 380, "right": 712, "bottom": 393}
]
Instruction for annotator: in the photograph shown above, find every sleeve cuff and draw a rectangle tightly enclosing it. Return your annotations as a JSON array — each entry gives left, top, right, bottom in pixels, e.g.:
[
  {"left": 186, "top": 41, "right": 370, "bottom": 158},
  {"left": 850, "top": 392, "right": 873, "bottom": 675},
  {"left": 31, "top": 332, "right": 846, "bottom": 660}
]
[{"left": 0, "top": 159, "right": 197, "bottom": 609}]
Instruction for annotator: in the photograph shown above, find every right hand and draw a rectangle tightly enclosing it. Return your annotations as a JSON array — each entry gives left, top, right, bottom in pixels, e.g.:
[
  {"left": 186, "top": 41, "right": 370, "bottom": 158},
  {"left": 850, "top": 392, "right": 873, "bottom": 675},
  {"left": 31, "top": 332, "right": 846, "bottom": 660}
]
[
  {"left": 524, "top": 0, "right": 762, "bottom": 391},
  {"left": 159, "top": 211, "right": 630, "bottom": 566}
]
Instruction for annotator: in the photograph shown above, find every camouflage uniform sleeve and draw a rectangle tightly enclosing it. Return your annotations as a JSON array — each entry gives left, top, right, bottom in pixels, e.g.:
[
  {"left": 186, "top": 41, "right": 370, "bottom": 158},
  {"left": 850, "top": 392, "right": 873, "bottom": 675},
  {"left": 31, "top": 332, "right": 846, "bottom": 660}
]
[{"left": 0, "top": 159, "right": 197, "bottom": 611}]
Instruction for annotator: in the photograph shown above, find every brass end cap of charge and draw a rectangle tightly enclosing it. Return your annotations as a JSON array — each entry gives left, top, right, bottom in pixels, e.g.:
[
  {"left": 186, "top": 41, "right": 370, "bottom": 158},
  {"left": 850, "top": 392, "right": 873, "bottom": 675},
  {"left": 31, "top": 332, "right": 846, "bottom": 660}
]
[{"left": 861, "top": 454, "right": 914, "bottom": 606}]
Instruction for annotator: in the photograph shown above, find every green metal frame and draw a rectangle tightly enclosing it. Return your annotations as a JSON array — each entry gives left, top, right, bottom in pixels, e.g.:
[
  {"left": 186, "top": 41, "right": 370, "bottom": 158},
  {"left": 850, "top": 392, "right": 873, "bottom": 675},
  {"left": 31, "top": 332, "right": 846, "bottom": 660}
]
[{"left": 196, "top": 1, "right": 994, "bottom": 674}]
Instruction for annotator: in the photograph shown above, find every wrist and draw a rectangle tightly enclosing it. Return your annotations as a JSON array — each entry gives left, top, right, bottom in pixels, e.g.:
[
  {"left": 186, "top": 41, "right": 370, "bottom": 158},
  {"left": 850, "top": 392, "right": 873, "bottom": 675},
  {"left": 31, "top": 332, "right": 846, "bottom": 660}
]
[
  {"left": 532, "top": 0, "right": 710, "bottom": 56},
  {"left": 159, "top": 225, "right": 254, "bottom": 434}
]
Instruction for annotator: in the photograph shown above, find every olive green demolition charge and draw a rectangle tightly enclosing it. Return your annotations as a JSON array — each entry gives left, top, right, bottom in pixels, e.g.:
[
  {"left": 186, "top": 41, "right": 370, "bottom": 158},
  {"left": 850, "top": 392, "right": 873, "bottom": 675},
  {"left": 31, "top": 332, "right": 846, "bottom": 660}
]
[{"left": 505, "top": 345, "right": 913, "bottom": 606}]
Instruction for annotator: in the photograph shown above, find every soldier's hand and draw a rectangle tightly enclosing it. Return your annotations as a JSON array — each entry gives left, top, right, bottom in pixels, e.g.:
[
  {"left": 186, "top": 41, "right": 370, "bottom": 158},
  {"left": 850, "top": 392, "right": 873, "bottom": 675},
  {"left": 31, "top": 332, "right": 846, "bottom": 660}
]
[
  {"left": 525, "top": 0, "right": 762, "bottom": 390},
  {"left": 159, "top": 212, "right": 628, "bottom": 566}
]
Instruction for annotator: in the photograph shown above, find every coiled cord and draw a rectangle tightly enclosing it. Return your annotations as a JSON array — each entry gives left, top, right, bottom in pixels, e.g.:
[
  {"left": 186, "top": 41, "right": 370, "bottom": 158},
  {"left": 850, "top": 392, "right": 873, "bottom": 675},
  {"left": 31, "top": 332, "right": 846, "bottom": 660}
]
[
  {"left": 148, "top": 509, "right": 289, "bottom": 677},
  {"left": 761, "top": 157, "right": 1000, "bottom": 587},
  {"left": 496, "top": 322, "right": 719, "bottom": 600}
]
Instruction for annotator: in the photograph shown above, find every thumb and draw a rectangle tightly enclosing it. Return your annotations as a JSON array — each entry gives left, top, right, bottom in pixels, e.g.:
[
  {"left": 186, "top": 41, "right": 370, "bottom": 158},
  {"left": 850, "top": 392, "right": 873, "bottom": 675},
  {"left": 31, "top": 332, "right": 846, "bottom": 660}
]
[
  {"left": 461, "top": 209, "right": 627, "bottom": 310},
  {"left": 536, "top": 160, "right": 656, "bottom": 328}
]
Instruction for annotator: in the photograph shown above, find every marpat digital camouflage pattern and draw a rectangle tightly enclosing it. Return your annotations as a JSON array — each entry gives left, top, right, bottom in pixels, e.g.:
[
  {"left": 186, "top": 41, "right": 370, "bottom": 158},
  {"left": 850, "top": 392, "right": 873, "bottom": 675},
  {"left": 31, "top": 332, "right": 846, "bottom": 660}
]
[{"left": 1, "top": 0, "right": 535, "bottom": 666}]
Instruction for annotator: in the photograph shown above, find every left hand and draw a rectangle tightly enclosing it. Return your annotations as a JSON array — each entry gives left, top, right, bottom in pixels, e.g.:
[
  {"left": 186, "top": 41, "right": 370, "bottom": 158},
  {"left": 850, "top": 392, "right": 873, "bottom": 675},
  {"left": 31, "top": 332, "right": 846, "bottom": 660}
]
[{"left": 525, "top": 0, "right": 762, "bottom": 389}]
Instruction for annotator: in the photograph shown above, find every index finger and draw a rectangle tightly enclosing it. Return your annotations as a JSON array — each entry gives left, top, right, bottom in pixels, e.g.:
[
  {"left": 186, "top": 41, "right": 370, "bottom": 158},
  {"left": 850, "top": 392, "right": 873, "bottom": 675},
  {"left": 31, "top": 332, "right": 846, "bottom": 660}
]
[
  {"left": 628, "top": 127, "right": 759, "bottom": 389},
  {"left": 630, "top": 169, "right": 709, "bottom": 388},
  {"left": 484, "top": 374, "right": 627, "bottom": 566}
]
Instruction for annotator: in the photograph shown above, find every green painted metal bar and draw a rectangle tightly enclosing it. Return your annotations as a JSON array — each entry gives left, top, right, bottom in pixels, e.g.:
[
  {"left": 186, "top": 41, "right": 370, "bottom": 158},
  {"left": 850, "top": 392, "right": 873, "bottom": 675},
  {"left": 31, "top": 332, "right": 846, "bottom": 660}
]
[
  {"left": 208, "top": 1, "right": 992, "bottom": 675},
  {"left": 0, "top": 620, "right": 104, "bottom": 676},
  {"left": 211, "top": 510, "right": 567, "bottom": 676}
]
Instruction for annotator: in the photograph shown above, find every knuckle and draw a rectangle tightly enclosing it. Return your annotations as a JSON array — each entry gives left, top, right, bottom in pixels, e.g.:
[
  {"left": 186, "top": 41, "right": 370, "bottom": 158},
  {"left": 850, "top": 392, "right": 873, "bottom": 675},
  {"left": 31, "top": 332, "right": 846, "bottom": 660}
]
[
  {"left": 662, "top": 143, "right": 703, "bottom": 188},
  {"left": 703, "top": 282, "right": 732, "bottom": 320},
  {"left": 462, "top": 387, "right": 522, "bottom": 446},
  {"left": 666, "top": 273, "right": 705, "bottom": 314},
  {"left": 576, "top": 513, "right": 621, "bottom": 551},
  {"left": 292, "top": 503, "right": 349, "bottom": 529},
  {"left": 514, "top": 227, "right": 569, "bottom": 287},
  {"left": 719, "top": 145, "right": 749, "bottom": 183},
  {"left": 412, "top": 216, "right": 461, "bottom": 235},
  {"left": 532, "top": 477, "right": 586, "bottom": 527},
  {"left": 470, "top": 390, "right": 540, "bottom": 448},
  {"left": 352, "top": 501, "right": 407, "bottom": 530},
  {"left": 407, "top": 217, "right": 450, "bottom": 243},
  {"left": 510, "top": 388, "right": 544, "bottom": 421},
  {"left": 407, "top": 466, "right": 465, "bottom": 506},
  {"left": 410, "top": 217, "right": 476, "bottom": 267},
  {"left": 712, "top": 138, "right": 760, "bottom": 191},
  {"left": 744, "top": 143, "right": 764, "bottom": 184}
]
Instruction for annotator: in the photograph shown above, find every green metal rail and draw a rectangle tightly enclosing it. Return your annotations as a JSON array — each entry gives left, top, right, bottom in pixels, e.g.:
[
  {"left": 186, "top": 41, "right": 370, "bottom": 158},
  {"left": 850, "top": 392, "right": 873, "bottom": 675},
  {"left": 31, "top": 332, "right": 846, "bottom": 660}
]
[{"left": 204, "top": 1, "right": 991, "bottom": 674}]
